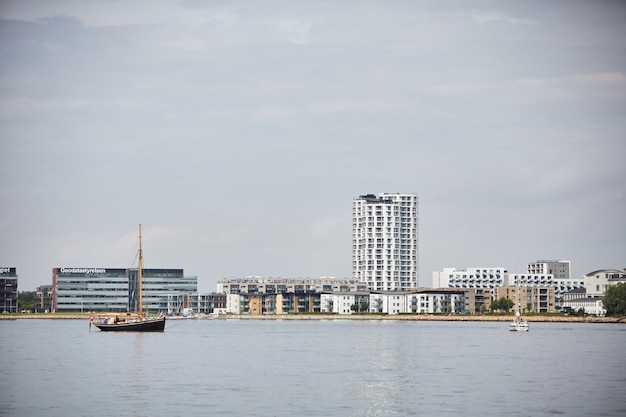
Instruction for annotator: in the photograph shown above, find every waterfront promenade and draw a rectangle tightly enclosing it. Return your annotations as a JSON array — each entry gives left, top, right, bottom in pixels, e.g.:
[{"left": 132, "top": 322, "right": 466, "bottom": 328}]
[{"left": 2, "top": 313, "right": 624, "bottom": 323}]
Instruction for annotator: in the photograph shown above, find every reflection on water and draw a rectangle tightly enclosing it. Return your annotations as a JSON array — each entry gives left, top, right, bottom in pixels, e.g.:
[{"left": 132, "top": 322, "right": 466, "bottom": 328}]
[
  {"left": 130, "top": 333, "right": 147, "bottom": 415},
  {"left": 1, "top": 319, "right": 625, "bottom": 417}
]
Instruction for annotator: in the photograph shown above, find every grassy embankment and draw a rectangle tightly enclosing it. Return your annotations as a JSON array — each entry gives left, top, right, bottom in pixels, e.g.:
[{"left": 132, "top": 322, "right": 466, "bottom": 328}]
[{"left": 0, "top": 312, "right": 91, "bottom": 320}]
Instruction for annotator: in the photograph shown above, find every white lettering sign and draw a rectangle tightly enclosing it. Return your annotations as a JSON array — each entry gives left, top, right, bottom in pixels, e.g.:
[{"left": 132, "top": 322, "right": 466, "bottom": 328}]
[{"left": 59, "top": 268, "right": 106, "bottom": 274}]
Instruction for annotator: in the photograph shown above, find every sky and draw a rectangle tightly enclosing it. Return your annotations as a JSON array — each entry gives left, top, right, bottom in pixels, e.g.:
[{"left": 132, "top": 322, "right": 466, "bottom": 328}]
[{"left": 1, "top": 0, "right": 625, "bottom": 293}]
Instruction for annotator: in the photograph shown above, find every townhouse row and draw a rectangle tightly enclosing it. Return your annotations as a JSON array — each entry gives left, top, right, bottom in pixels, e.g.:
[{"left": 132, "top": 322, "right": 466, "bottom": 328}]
[{"left": 224, "top": 286, "right": 555, "bottom": 315}]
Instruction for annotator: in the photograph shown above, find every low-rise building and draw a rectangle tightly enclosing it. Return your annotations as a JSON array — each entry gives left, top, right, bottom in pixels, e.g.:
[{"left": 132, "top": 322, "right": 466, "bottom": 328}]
[
  {"left": 167, "top": 293, "right": 227, "bottom": 316},
  {"left": 494, "top": 286, "right": 555, "bottom": 313},
  {"left": 321, "top": 292, "right": 370, "bottom": 314},
  {"left": 226, "top": 292, "right": 322, "bottom": 314},
  {"left": 465, "top": 287, "right": 494, "bottom": 314},
  {"left": 218, "top": 276, "right": 366, "bottom": 294},
  {"left": 369, "top": 291, "right": 412, "bottom": 314},
  {"left": 562, "top": 288, "right": 606, "bottom": 316},
  {"left": 405, "top": 288, "right": 465, "bottom": 314},
  {"left": 36, "top": 284, "right": 53, "bottom": 312}
]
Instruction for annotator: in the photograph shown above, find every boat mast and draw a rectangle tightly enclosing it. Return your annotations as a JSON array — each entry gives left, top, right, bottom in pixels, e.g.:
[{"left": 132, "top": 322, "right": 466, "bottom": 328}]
[
  {"left": 138, "top": 223, "right": 143, "bottom": 316},
  {"left": 516, "top": 240, "right": 521, "bottom": 316}
]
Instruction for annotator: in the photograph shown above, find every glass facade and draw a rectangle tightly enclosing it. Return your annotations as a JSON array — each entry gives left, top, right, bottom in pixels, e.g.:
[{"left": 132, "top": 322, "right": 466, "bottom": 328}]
[{"left": 53, "top": 267, "right": 197, "bottom": 313}]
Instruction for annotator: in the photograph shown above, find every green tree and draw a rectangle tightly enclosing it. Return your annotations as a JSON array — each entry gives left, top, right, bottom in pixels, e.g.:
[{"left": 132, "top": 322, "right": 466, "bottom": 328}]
[
  {"left": 502, "top": 298, "right": 514, "bottom": 314},
  {"left": 350, "top": 302, "right": 368, "bottom": 313},
  {"left": 603, "top": 283, "right": 626, "bottom": 316},
  {"left": 18, "top": 291, "right": 36, "bottom": 311},
  {"left": 491, "top": 298, "right": 514, "bottom": 313}
]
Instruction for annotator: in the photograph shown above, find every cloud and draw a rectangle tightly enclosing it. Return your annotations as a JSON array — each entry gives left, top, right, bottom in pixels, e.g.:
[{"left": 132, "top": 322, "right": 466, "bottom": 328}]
[
  {"left": 1, "top": 0, "right": 624, "bottom": 291},
  {"left": 470, "top": 12, "right": 540, "bottom": 26},
  {"left": 309, "top": 217, "right": 343, "bottom": 240},
  {"left": 272, "top": 18, "right": 312, "bottom": 44},
  {"left": 516, "top": 72, "right": 626, "bottom": 100},
  {"left": 206, "top": 9, "right": 238, "bottom": 28}
]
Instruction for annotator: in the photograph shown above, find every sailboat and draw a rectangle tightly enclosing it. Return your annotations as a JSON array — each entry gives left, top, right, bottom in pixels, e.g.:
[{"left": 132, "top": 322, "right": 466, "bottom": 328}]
[
  {"left": 92, "top": 224, "right": 166, "bottom": 332},
  {"left": 509, "top": 277, "right": 529, "bottom": 332}
]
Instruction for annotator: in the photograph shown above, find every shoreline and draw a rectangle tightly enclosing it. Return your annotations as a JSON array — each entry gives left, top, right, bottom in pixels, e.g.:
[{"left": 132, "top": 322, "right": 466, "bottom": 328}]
[
  {"left": 2, "top": 313, "right": 624, "bottom": 323},
  {"left": 217, "top": 314, "right": 626, "bottom": 323}
]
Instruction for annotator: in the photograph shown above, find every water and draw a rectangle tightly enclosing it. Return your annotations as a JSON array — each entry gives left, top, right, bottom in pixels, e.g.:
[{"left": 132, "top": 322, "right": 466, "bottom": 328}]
[{"left": 1, "top": 319, "right": 625, "bottom": 417}]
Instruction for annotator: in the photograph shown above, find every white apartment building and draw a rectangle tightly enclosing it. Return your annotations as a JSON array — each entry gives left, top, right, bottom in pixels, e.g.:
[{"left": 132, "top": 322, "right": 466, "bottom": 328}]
[
  {"left": 405, "top": 289, "right": 465, "bottom": 314},
  {"left": 507, "top": 273, "right": 554, "bottom": 287},
  {"left": 562, "top": 296, "right": 606, "bottom": 316},
  {"left": 553, "top": 279, "right": 585, "bottom": 299},
  {"left": 527, "top": 260, "right": 570, "bottom": 279},
  {"left": 320, "top": 292, "right": 370, "bottom": 314},
  {"left": 369, "top": 292, "right": 410, "bottom": 314},
  {"left": 433, "top": 266, "right": 583, "bottom": 301},
  {"left": 584, "top": 269, "right": 626, "bottom": 297},
  {"left": 352, "top": 193, "right": 419, "bottom": 291},
  {"left": 432, "top": 267, "right": 507, "bottom": 289},
  {"left": 217, "top": 277, "right": 367, "bottom": 294}
]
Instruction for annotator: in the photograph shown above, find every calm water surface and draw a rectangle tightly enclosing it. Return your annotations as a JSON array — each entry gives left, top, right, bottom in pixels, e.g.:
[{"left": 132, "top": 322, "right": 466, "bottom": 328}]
[{"left": 1, "top": 319, "right": 625, "bottom": 417}]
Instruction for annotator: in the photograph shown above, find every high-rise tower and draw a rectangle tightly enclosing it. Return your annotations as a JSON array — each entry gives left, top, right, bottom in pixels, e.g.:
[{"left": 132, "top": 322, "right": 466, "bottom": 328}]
[{"left": 352, "top": 193, "right": 419, "bottom": 291}]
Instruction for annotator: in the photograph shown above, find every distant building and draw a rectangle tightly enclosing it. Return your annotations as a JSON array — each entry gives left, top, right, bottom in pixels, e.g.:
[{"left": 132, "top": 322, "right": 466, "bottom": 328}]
[
  {"left": 465, "top": 287, "right": 494, "bottom": 314},
  {"left": 559, "top": 269, "right": 626, "bottom": 316},
  {"left": 167, "top": 293, "right": 226, "bottom": 315},
  {"left": 36, "top": 285, "right": 53, "bottom": 312},
  {"left": 554, "top": 278, "right": 585, "bottom": 301},
  {"left": 432, "top": 267, "right": 507, "bottom": 289},
  {"left": 369, "top": 291, "right": 413, "bottom": 314},
  {"left": 433, "top": 266, "right": 581, "bottom": 301},
  {"left": 562, "top": 288, "right": 606, "bottom": 316},
  {"left": 494, "top": 286, "right": 555, "bottom": 313},
  {"left": 1, "top": 267, "right": 18, "bottom": 313},
  {"left": 608, "top": 270, "right": 626, "bottom": 287},
  {"left": 167, "top": 292, "right": 226, "bottom": 316},
  {"left": 404, "top": 288, "right": 465, "bottom": 314},
  {"left": 583, "top": 269, "right": 626, "bottom": 297},
  {"left": 528, "top": 260, "right": 570, "bottom": 279},
  {"left": 226, "top": 292, "right": 322, "bottom": 315},
  {"left": 321, "top": 292, "right": 370, "bottom": 314},
  {"left": 52, "top": 267, "right": 197, "bottom": 313},
  {"left": 352, "top": 193, "right": 419, "bottom": 291},
  {"left": 217, "top": 276, "right": 367, "bottom": 294},
  {"left": 562, "top": 287, "right": 586, "bottom": 301}
]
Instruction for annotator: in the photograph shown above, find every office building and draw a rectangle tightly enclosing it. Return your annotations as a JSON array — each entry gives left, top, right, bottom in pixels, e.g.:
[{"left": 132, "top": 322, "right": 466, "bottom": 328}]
[
  {"left": 52, "top": 267, "right": 197, "bottom": 313},
  {"left": 352, "top": 193, "right": 419, "bottom": 291},
  {"left": 1, "top": 267, "right": 18, "bottom": 313}
]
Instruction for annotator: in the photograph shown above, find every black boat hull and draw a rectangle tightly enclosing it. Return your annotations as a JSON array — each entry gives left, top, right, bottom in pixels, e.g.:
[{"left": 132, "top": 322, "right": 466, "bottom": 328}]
[{"left": 94, "top": 316, "right": 166, "bottom": 332}]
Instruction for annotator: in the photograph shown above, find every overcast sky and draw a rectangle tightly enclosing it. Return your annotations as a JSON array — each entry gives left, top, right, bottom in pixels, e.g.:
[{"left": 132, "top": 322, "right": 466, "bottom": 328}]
[{"left": 1, "top": 1, "right": 624, "bottom": 293}]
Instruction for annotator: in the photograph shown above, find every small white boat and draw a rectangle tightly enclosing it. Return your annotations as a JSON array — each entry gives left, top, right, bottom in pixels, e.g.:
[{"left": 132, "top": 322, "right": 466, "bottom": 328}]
[{"left": 509, "top": 311, "right": 529, "bottom": 332}]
